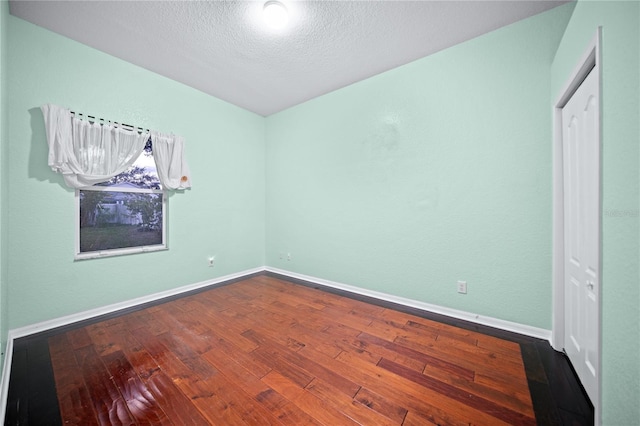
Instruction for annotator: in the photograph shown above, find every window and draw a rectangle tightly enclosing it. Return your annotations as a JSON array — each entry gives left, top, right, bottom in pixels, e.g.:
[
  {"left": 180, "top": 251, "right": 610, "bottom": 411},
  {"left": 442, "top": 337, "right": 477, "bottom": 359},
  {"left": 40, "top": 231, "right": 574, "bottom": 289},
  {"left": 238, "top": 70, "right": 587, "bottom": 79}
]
[
  {"left": 75, "top": 139, "right": 167, "bottom": 259},
  {"left": 41, "top": 104, "right": 191, "bottom": 260}
]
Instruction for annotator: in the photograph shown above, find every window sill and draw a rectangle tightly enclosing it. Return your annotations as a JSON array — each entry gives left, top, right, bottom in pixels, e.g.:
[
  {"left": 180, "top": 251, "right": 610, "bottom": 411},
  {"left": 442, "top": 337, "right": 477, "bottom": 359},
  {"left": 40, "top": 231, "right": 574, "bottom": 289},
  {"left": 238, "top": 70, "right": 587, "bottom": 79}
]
[{"left": 75, "top": 244, "right": 168, "bottom": 261}]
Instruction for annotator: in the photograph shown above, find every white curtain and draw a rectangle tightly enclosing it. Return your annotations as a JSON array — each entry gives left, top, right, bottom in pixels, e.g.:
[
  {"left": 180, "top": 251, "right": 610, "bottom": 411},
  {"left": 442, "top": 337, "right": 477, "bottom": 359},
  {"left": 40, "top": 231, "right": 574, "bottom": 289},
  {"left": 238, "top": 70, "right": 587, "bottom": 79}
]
[
  {"left": 41, "top": 104, "right": 150, "bottom": 188},
  {"left": 150, "top": 131, "right": 192, "bottom": 190},
  {"left": 41, "top": 104, "right": 191, "bottom": 191}
]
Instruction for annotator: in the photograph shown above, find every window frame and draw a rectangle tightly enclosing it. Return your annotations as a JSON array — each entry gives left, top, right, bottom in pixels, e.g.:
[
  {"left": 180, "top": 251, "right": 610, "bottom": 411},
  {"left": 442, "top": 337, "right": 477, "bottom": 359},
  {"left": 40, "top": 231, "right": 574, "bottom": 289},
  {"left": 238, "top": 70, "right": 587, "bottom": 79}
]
[{"left": 74, "top": 185, "right": 167, "bottom": 260}]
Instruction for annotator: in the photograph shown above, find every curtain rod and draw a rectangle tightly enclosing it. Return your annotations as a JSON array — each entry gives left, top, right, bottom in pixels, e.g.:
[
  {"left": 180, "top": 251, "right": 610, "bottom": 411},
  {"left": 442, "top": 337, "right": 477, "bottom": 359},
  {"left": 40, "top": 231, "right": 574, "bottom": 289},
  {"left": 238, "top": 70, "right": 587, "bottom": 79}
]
[{"left": 70, "top": 110, "right": 150, "bottom": 134}]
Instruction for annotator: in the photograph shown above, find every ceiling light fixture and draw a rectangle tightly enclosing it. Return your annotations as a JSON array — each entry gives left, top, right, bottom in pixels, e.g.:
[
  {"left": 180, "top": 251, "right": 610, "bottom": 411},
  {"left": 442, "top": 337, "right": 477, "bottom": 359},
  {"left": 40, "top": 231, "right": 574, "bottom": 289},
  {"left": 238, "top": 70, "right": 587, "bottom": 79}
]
[{"left": 263, "top": 1, "right": 289, "bottom": 30}]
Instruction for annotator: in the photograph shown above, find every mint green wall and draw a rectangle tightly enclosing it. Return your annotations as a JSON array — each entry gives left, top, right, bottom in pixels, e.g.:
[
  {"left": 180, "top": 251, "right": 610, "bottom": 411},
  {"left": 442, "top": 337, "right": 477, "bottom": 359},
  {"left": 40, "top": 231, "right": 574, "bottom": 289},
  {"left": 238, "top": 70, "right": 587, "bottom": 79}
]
[
  {"left": 5, "top": 3, "right": 638, "bottom": 421},
  {"left": 266, "top": 5, "right": 573, "bottom": 330},
  {"left": 0, "top": 0, "right": 9, "bottom": 365},
  {"left": 551, "top": 2, "right": 640, "bottom": 424},
  {"left": 6, "top": 16, "right": 265, "bottom": 330}
]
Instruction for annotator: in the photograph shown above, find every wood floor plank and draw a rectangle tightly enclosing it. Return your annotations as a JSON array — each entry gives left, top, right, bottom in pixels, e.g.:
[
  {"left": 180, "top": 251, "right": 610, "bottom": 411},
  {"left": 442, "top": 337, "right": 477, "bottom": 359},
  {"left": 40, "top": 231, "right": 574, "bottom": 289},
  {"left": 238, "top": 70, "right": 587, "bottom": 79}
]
[
  {"left": 214, "top": 319, "right": 263, "bottom": 351},
  {"left": 244, "top": 328, "right": 361, "bottom": 397},
  {"left": 401, "top": 410, "right": 439, "bottom": 426},
  {"left": 156, "top": 302, "right": 213, "bottom": 337},
  {"left": 261, "top": 370, "right": 307, "bottom": 402},
  {"left": 353, "top": 386, "right": 408, "bottom": 424},
  {"left": 261, "top": 297, "right": 359, "bottom": 337},
  {"left": 234, "top": 310, "right": 307, "bottom": 352},
  {"left": 250, "top": 277, "right": 336, "bottom": 312},
  {"left": 246, "top": 308, "right": 343, "bottom": 358},
  {"left": 189, "top": 302, "right": 260, "bottom": 353},
  {"left": 358, "top": 332, "right": 476, "bottom": 381},
  {"left": 472, "top": 370, "right": 534, "bottom": 404},
  {"left": 299, "top": 344, "right": 478, "bottom": 426},
  {"left": 151, "top": 309, "right": 215, "bottom": 355},
  {"left": 291, "top": 390, "right": 362, "bottom": 426},
  {"left": 155, "top": 331, "right": 218, "bottom": 379},
  {"left": 84, "top": 322, "right": 123, "bottom": 357},
  {"left": 395, "top": 333, "right": 527, "bottom": 382},
  {"left": 129, "top": 326, "right": 214, "bottom": 389},
  {"left": 335, "top": 348, "right": 515, "bottom": 426},
  {"left": 365, "top": 315, "right": 437, "bottom": 343},
  {"left": 109, "top": 322, "right": 212, "bottom": 425},
  {"left": 202, "top": 347, "right": 319, "bottom": 425},
  {"left": 121, "top": 310, "right": 154, "bottom": 332},
  {"left": 66, "top": 327, "right": 94, "bottom": 351},
  {"left": 100, "top": 350, "right": 171, "bottom": 425},
  {"left": 437, "top": 333, "right": 524, "bottom": 365},
  {"left": 243, "top": 330, "right": 316, "bottom": 388},
  {"left": 74, "top": 345, "right": 136, "bottom": 425},
  {"left": 263, "top": 371, "right": 360, "bottom": 426},
  {"left": 335, "top": 336, "right": 385, "bottom": 365},
  {"left": 201, "top": 331, "right": 274, "bottom": 378},
  {"left": 378, "top": 357, "right": 536, "bottom": 426},
  {"left": 142, "top": 369, "right": 211, "bottom": 425},
  {"left": 256, "top": 277, "right": 386, "bottom": 317},
  {"left": 319, "top": 305, "right": 375, "bottom": 329},
  {"left": 404, "top": 318, "right": 480, "bottom": 346},
  {"left": 195, "top": 365, "right": 284, "bottom": 426},
  {"left": 205, "top": 290, "right": 258, "bottom": 317},
  {"left": 187, "top": 377, "right": 250, "bottom": 426},
  {"left": 408, "top": 342, "right": 529, "bottom": 394},
  {"left": 385, "top": 351, "right": 427, "bottom": 373},
  {"left": 129, "top": 309, "right": 170, "bottom": 336},
  {"left": 305, "top": 378, "right": 398, "bottom": 426},
  {"left": 49, "top": 334, "right": 99, "bottom": 425},
  {"left": 423, "top": 363, "right": 535, "bottom": 418},
  {"left": 131, "top": 327, "right": 245, "bottom": 425},
  {"left": 189, "top": 290, "right": 234, "bottom": 312}
]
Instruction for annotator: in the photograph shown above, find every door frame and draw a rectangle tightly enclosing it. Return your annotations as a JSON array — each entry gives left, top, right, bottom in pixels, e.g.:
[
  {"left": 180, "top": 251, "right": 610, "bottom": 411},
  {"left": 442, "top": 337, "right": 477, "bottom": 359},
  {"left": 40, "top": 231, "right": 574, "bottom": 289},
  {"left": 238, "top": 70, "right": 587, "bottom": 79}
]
[{"left": 552, "top": 28, "right": 602, "bottom": 424}]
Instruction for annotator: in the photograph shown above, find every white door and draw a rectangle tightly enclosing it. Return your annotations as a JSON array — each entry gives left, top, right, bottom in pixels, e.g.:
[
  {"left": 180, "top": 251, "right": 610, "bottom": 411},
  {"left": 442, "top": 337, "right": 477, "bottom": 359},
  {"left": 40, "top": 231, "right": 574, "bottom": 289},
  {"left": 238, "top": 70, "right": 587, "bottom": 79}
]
[{"left": 562, "top": 67, "right": 600, "bottom": 404}]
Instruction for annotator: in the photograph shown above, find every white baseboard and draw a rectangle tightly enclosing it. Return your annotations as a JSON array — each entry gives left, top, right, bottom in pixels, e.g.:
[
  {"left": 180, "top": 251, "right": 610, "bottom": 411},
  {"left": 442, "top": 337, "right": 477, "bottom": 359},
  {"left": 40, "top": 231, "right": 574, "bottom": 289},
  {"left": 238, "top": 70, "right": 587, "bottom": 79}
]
[
  {"left": 9, "top": 267, "right": 263, "bottom": 340},
  {"left": 0, "top": 332, "right": 15, "bottom": 423},
  {"left": 7, "top": 265, "right": 550, "bottom": 341},
  {"left": 266, "top": 266, "right": 552, "bottom": 342}
]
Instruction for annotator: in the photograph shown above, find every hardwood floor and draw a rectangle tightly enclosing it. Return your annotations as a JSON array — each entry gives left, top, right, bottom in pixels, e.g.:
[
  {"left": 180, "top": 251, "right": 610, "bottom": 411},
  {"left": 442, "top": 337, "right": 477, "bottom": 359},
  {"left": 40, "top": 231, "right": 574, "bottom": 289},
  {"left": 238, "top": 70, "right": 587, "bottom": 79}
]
[{"left": 5, "top": 273, "right": 593, "bottom": 425}]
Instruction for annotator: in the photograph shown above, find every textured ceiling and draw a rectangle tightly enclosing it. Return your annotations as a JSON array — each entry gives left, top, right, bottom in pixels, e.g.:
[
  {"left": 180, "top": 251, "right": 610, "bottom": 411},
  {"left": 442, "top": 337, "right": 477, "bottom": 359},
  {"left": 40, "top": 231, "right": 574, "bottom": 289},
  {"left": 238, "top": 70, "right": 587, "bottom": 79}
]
[{"left": 9, "top": 0, "right": 569, "bottom": 116}]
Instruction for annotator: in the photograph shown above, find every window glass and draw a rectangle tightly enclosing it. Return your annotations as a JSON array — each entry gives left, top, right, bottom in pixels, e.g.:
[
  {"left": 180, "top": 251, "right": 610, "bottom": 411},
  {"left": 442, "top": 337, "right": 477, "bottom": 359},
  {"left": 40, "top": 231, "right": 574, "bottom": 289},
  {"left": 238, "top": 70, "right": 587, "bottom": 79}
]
[{"left": 76, "top": 140, "right": 167, "bottom": 259}]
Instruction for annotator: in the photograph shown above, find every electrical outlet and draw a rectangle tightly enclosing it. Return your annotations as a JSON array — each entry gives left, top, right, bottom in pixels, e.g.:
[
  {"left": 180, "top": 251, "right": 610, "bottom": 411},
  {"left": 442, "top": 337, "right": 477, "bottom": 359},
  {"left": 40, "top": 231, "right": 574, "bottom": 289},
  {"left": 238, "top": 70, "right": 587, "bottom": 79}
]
[
  {"left": 208, "top": 256, "right": 215, "bottom": 267},
  {"left": 457, "top": 280, "right": 467, "bottom": 294},
  {"left": 287, "top": 252, "right": 291, "bottom": 261}
]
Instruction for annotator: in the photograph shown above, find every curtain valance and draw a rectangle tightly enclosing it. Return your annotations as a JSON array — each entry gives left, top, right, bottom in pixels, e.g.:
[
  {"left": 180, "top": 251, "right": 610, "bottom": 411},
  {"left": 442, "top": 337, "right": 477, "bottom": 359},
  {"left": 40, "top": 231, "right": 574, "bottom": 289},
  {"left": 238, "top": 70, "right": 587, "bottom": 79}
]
[{"left": 41, "top": 104, "right": 191, "bottom": 190}]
